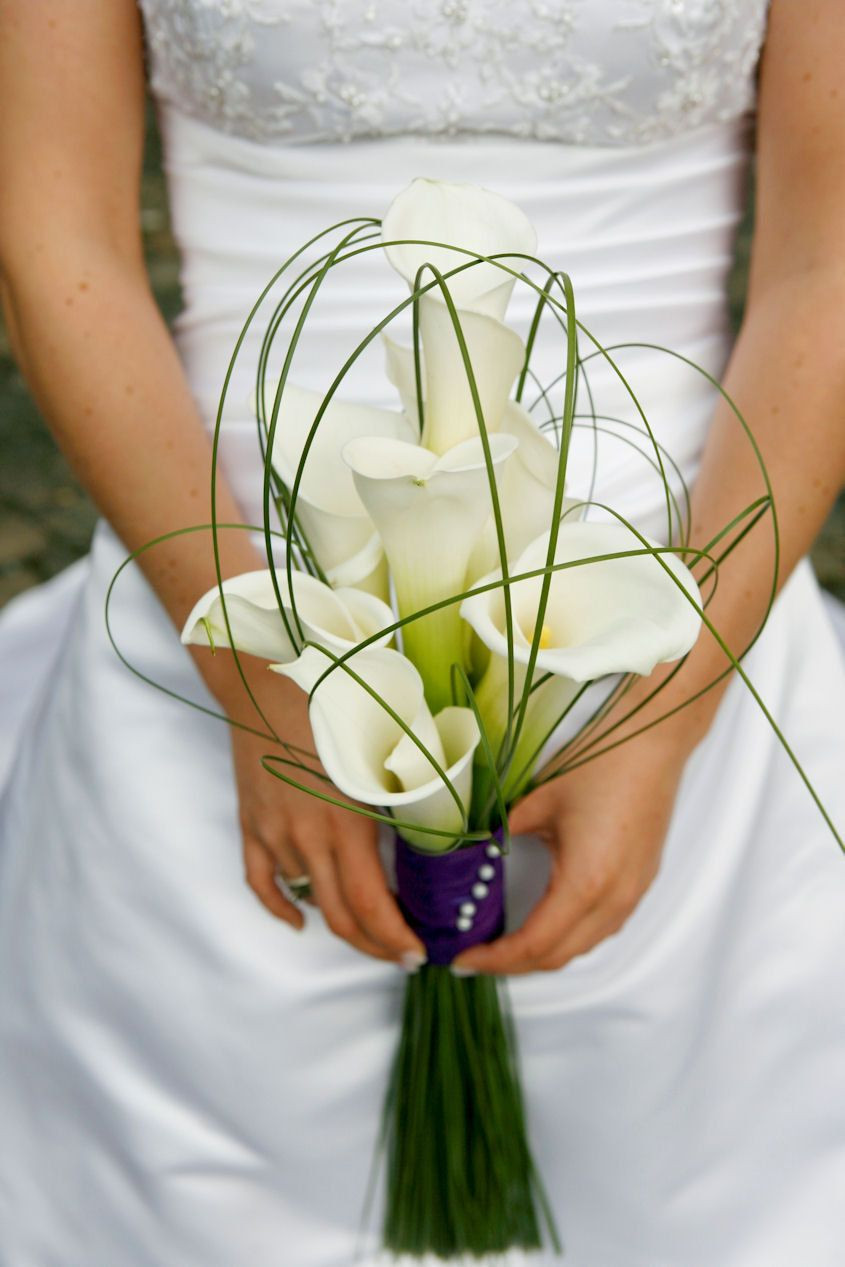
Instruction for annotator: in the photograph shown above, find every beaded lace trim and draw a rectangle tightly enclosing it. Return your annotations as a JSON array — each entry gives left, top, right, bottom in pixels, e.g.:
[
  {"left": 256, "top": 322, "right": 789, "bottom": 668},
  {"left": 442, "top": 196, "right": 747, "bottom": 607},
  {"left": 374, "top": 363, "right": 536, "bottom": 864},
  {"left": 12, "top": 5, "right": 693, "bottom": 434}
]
[{"left": 140, "top": 0, "right": 769, "bottom": 146}]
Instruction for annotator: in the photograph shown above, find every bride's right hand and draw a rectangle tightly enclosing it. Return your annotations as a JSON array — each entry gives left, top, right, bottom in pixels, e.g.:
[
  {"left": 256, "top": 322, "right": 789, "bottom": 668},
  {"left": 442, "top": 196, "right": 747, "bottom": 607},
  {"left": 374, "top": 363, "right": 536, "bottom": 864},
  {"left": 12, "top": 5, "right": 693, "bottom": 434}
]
[{"left": 208, "top": 654, "right": 427, "bottom": 970}]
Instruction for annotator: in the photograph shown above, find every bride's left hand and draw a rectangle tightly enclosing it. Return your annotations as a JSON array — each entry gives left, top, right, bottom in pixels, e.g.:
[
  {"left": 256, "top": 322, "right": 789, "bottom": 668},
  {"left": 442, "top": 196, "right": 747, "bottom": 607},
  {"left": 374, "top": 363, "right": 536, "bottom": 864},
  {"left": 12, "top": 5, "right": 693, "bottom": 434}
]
[{"left": 451, "top": 730, "right": 692, "bottom": 977}]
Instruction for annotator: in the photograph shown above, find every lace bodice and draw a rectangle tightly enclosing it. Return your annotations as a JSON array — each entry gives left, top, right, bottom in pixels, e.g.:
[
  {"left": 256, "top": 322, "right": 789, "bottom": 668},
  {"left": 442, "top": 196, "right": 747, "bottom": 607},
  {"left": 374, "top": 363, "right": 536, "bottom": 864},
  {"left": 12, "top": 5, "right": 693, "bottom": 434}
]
[{"left": 139, "top": 0, "right": 770, "bottom": 147}]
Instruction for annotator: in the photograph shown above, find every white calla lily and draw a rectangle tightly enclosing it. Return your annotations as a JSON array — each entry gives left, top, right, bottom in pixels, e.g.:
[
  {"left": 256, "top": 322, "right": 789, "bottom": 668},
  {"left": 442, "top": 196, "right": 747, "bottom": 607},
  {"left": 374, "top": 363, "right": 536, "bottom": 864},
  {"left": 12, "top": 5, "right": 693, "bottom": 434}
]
[
  {"left": 461, "top": 521, "right": 702, "bottom": 793},
  {"left": 463, "top": 521, "right": 701, "bottom": 681},
  {"left": 384, "top": 310, "right": 524, "bottom": 456},
  {"left": 467, "top": 401, "right": 582, "bottom": 583},
  {"left": 272, "top": 645, "right": 481, "bottom": 851},
  {"left": 383, "top": 332, "right": 423, "bottom": 423},
  {"left": 324, "top": 529, "right": 390, "bottom": 598},
  {"left": 180, "top": 568, "right": 394, "bottom": 663},
  {"left": 381, "top": 180, "right": 531, "bottom": 454},
  {"left": 343, "top": 432, "right": 518, "bottom": 711},
  {"left": 267, "top": 381, "right": 416, "bottom": 597},
  {"left": 417, "top": 298, "right": 525, "bottom": 454},
  {"left": 382, "top": 178, "right": 537, "bottom": 320}
]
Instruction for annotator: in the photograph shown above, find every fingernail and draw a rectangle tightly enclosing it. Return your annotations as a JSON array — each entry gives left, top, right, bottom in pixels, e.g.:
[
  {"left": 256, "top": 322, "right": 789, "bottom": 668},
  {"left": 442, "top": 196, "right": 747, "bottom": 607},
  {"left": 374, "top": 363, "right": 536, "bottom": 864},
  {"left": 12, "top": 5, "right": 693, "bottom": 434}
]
[
  {"left": 400, "top": 950, "right": 427, "bottom": 973},
  {"left": 450, "top": 963, "right": 477, "bottom": 978}
]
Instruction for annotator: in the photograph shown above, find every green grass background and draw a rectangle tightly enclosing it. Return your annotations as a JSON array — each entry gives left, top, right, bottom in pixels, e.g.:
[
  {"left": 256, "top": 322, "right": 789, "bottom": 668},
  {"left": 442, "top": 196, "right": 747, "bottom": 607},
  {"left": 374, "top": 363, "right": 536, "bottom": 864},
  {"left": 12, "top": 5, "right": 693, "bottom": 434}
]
[{"left": 1, "top": 106, "right": 842, "bottom": 607}]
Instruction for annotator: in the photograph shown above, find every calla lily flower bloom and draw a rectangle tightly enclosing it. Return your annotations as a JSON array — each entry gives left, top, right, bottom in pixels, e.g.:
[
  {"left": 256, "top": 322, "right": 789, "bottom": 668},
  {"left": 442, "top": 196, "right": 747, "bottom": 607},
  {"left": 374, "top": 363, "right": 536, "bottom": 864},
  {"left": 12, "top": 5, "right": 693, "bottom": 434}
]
[
  {"left": 272, "top": 645, "right": 481, "bottom": 851},
  {"left": 381, "top": 336, "right": 578, "bottom": 586},
  {"left": 266, "top": 381, "right": 416, "bottom": 596},
  {"left": 181, "top": 568, "right": 394, "bottom": 663},
  {"left": 381, "top": 177, "right": 537, "bottom": 321},
  {"left": 461, "top": 521, "right": 702, "bottom": 793},
  {"left": 343, "top": 432, "right": 517, "bottom": 711},
  {"left": 417, "top": 300, "right": 525, "bottom": 454},
  {"left": 467, "top": 400, "right": 581, "bottom": 584},
  {"left": 383, "top": 332, "right": 422, "bottom": 424},
  {"left": 379, "top": 340, "right": 579, "bottom": 586},
  {"left": 381, "top": 178, "right": 536, "bottom": 455},
  {"left": 383, "top": 300, "right": 524, "bottom": 456}
]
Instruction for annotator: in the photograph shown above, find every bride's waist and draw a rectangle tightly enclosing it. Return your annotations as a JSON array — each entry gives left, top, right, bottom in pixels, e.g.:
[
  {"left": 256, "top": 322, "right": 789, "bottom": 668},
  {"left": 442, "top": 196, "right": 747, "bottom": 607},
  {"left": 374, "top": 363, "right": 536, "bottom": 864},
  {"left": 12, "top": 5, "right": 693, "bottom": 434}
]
[
  {"left": 159, "top": 105, "right": 744, "bottom": 533},
  {"left": 162, "top": 104, "right": 748, "bottom": 361},
  {"left": 160, "top": 104, "right": 752, "bottom": 234}
]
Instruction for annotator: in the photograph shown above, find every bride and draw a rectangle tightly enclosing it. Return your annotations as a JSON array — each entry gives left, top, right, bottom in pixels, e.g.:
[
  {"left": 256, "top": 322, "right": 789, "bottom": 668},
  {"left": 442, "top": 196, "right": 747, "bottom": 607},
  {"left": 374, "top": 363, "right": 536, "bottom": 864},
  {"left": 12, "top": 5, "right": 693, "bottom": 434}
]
[{"left": 1, "top": 1, "right": 844, "bottom": 1263}]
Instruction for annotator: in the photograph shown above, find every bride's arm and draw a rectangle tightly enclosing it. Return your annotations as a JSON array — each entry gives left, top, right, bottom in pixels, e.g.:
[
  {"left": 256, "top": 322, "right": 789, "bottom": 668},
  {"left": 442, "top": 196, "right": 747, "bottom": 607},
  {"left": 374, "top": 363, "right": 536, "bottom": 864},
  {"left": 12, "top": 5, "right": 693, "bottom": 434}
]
[
  {"left": 453, "top": 0, "right": 845, "bottom": 976},
  {"left": 0, "top": 1, "right": 424, "bottom": 967}
]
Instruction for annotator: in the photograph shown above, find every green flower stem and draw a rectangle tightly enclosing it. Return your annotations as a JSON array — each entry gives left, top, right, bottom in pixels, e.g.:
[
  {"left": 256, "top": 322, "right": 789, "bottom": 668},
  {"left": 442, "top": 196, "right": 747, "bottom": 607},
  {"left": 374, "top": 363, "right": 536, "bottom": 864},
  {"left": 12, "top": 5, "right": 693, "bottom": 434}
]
[
  {"left": 500, "top": 676, "right": 582, "bottom": 803},
  {"left": 381, "top": 967, "right": 560, "bottom": 1259},
  {"left": 473, "top": 655, "right": 578, "bottom": 804},
  {"left": 400, "top": 602, "right": 467, "bottom": 716}
]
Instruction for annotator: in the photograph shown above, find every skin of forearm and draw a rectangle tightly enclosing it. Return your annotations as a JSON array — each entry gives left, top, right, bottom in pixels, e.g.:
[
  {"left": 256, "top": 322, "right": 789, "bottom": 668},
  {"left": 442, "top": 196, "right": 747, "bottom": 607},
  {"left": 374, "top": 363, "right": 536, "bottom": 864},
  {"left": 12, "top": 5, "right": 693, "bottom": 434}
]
[
  {"left": 608, "top": 271, "right": 845, "bottom": 758},
  {"left": 1, "top": 242, "right": 265, "bottom": 711}
]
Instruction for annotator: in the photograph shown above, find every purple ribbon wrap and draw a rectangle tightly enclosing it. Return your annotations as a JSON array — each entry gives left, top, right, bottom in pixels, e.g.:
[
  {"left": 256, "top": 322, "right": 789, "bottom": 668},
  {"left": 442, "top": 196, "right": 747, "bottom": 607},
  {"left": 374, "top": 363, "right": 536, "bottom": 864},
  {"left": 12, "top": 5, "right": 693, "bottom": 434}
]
[{"left": 394, "top": 830, "right": 505, "bottom": 965}]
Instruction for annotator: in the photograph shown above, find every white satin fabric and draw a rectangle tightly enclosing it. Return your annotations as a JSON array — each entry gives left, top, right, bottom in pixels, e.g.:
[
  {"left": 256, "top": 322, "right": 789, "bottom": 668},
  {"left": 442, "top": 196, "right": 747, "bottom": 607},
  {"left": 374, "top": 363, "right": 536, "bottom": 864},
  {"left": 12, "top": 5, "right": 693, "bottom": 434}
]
[{"left": 3, "top": 5, "right": 845, "bottom": 1264}]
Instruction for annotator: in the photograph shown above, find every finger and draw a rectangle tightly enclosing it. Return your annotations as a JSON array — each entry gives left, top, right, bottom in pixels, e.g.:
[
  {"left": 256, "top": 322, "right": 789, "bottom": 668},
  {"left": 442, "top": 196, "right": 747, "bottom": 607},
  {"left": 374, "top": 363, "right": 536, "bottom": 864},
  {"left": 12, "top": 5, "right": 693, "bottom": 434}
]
[
  {"left": 451, "top": 856, "right": 603, "bottom": 976},
  {"left": 536, "top": 871, "right": 652, "bottom": 971},
  {"left": 243, "top": 837, "right": 305, "bottom": 930},
  {"left": 334, "top": 828, "right": 426, "bottom": 962},
  {"left": 506, "top": 785, "right": 561, "bottom": 839},
  {"left": 534, "top": 903, "right": 629, "bottom": 973},
  {"left": 298, "top": 833, "right": 396, "bottom": 963}
]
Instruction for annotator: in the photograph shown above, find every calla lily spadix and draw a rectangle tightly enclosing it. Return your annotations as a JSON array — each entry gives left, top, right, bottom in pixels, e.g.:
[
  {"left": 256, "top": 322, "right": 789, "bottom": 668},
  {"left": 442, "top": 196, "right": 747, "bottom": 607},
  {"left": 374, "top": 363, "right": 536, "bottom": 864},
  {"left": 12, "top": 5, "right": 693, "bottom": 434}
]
[
  {"left": 180, "top": 568, "right": 395, "bottom": 663},
  {"left": 381, "top": 177, "right": 538, "bottom": 321},
  {"left": 272, "top": 645, "right": 481, "bottom": 851},
  {"left": 343, "top": 431, "right": 518, "bottom": 712},
  {"left": 267, "top": 381, "right": 416, "bottom": 596},
  {"left": 461, "top": 520, "right": 702, "bottom": 796}
]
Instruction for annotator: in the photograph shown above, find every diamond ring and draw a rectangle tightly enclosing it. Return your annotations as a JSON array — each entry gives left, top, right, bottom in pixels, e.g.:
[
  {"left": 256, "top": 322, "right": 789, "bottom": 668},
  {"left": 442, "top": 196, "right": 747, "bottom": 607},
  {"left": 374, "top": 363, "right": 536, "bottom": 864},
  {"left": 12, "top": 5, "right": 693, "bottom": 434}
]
[{"left": 282, "top": 873, "right": 313, "bottom": 903}]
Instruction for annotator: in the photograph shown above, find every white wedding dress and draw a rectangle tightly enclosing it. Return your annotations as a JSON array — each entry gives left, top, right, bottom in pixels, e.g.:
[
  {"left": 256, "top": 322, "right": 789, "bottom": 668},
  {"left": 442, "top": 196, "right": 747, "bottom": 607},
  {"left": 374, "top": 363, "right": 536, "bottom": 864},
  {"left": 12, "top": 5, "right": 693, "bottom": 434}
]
[{"left": 2, "top": 3, "right": 845, "bottom": 1264}]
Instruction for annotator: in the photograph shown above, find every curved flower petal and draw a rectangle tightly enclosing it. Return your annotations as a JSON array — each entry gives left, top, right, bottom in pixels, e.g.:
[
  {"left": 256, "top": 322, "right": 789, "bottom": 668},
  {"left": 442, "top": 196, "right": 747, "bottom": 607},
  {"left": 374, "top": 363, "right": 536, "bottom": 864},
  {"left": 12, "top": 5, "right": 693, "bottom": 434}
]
[
  {"left": 467, "top": 401, "right": 581, "bottom": 581},
  {"left": 267, "top": 382, "right": 414, "bottom": 515},
  {"left": 325, "top": 530, "right": 388, "bottom": 597},
  {"left": 393, "top": 707, "right": 480, "bottom": 851},
  {"left": 418, "top": 297, "right": 525, "bottom": 454},
  {"left": 273, "top": 645, "right": 480, "bottom": 850},
  {"left": 383, "top": 702, "right": 447, "bottom": 791},
  {"left": 461, "top": 520, "right": 702, "bottom": 683},
  {"left": 293, "top": 503, "right": 373, "bottom": 576},
  {"left": 462, "top": 521, "right": 700, "bottom": 793},
  {"left": 343, "top": 432, "right": 517, "bottom": 709},
  {"left": 383, "top": 332, "right": 423, "bottom": 422},
  {"left": 266, "top": 380, "right": 414, "bottom": 590},
  {"left": 181, "top": 568, "right": 394, "bottom": 662},
  {"left": 382, "top": 178, "right": 537, "bottom": 320}
]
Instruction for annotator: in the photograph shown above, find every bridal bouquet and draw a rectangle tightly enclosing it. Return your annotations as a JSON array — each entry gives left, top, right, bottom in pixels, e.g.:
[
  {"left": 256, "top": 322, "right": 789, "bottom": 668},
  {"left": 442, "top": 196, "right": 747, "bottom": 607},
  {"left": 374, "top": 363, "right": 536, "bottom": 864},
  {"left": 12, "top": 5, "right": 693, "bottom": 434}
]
[
  {"left": 111, "top": 174, "right": 831, "bottom": 1258},
  {"left": 103, "top": 165, "right": 845, "bottom": 1260},
  {"left": 170, "top": 179, "right": 711, "bottom": 1258}
]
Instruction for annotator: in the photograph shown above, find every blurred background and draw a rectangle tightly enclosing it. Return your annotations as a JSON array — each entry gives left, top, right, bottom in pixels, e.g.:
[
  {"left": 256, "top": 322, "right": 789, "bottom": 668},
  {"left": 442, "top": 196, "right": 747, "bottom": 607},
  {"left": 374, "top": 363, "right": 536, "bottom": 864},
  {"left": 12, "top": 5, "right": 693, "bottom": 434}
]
[{"left": 1, "top": 104, "right": 843, "bottom": 610}]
